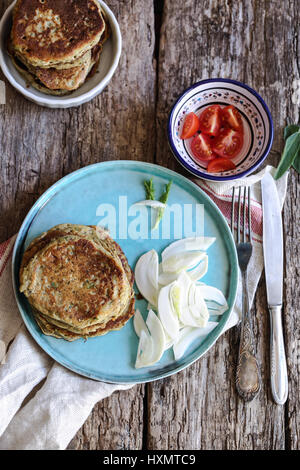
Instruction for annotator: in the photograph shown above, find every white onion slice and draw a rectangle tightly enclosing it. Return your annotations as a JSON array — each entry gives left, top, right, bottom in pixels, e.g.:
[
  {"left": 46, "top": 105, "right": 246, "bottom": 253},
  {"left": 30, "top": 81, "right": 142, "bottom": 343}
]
[
  {"left": 158, "top": 283, "right": 180, "bottom": 340},
  {"left": 180, "top": 307, "right": 202, "bottom": 328},
  {"left": 206, "top": 303, "right": 228, "bottom": 316},
  {"left": 133, "top": 200, "right": 167, "bottom": 209},
  {"left": 185, "top": 237, "right": 216, "bottom": 251},
  {"left": 135, "top": 310, "right": 166, "bottom": 368},
  {"left": 135, "top": 330, "right": 153, "bottom": 368},
  {"left": 176, "top": 271, "right": 191, "bottom": 306},
  {"left": 158, "top": 268, "right": 181, "bottom": 286},
  {"left": 135, "top": 250, "right": 159, "bottom": 307},
  {"left": 173, "top": 272, "right": 200, "bottom": 327},
  {"left": 173, "top": 322, "right": 219, "bottom": 360},
  {"left": 196, "top": 285, "right": 228, "bottom": 306},
  {"left": 188, "top": 255, "right": 208, "bottom": 281},
  {"left": 188, "top": 284, "right": 209, "bottom": 327},
  {"left": 146, "top": 309, "right": 166, "bottom": 357},
  {"left": 161, "top": 237, "right": 216, "bottom": 261},
  {"left": 133, "top": 309, "right": 147, "bottom": 338},
  {"left": 162, "top": 251, "right": 206, "bottom": 273}
]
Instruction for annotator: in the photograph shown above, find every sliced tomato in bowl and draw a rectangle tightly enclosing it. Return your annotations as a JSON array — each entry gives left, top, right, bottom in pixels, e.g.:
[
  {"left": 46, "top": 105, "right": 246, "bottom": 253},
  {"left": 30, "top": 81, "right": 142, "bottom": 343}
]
[
  {"left": 190, "top": 133, "right": 216, "bottom": 162},
  {"left": 180, "top": 112, "right": 200, "bottom": 139},
  {"left": 221, "top": 105, "right": 243, "bottom": 132},
  {"left": 198, "top": 105, "right": 222, "bottom": 136},
  {"left": 212, "top": 128, "right": 243, "bottom": 159},
  {"left": 207, "top": 158, "right": 236, "bottom": 173}
]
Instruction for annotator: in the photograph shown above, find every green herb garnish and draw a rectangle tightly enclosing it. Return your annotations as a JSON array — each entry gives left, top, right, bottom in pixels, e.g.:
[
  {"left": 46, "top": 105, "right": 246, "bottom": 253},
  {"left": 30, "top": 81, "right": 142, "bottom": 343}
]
[
  {"left": 153, "top": 181, "right": 173, "bottom": 230},
  {"left": 143, "top": 178, "right": 173, "bottom": 230},
  {"left": 274, "top": 125, "right": 300, "bottom": 179},
  {"left": 144, "top": 178, "right": 155, "bottom": 200}
]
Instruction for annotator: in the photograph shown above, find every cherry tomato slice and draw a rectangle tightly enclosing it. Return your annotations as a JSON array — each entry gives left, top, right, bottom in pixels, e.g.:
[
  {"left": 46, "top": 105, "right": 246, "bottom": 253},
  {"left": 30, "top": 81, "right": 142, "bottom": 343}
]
[
  {"left": 198, "top": 105, "right": 222, "bottom": 136},
  {"left": 212, "top": 128, "right": 243, "bottom": 159},
  {"left": 221, "top": 105, "right": 243, "bottom": 132},
  {"left": 190, "top": 133, "right": 216, "bottom": 162},
  {"left": 207, "top": 158, "right": 236, "bottom": 173},
  {"left": 180, "top": 112, "right": 200, "bottom": 139}
]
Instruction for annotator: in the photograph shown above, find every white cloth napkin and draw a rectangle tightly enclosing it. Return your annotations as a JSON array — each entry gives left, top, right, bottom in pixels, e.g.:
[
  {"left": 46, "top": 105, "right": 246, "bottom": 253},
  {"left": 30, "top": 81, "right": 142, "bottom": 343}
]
[{"left": 0, "top": 165, "right": 288, "bottom": 450}]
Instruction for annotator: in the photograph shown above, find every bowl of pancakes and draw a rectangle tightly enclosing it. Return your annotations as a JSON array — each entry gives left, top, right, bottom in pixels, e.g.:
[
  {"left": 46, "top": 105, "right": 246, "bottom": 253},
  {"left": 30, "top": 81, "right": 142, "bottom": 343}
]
[
  {"left": 19, "top": 224, "right": 135, "bottom": 341},
  {"left": 0, "top": 0, "right": 122, "bottom": 108}
]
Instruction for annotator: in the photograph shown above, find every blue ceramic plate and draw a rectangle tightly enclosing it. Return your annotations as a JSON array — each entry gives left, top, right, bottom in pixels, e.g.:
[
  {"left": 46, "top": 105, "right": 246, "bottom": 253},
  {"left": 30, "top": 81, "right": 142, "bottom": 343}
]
[
  {"left": 12, "top": 161, "right": 238, "bottom": 383},
  {"left": 168, "top": 78, "right": 273, "bottom": 181}
]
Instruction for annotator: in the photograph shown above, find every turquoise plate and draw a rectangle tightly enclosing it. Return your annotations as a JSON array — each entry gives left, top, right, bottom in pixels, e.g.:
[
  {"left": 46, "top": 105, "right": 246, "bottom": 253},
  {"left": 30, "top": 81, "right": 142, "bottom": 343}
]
[{"left": 12, "top": 161, "right": 238, "bottom": 383}]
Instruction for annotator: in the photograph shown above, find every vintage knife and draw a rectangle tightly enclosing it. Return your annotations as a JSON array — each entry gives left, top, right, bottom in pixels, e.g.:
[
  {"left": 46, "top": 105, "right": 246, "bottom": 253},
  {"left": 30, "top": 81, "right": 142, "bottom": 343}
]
[{"left": 261, "top": 172, "right": 288, "bottom": 405}]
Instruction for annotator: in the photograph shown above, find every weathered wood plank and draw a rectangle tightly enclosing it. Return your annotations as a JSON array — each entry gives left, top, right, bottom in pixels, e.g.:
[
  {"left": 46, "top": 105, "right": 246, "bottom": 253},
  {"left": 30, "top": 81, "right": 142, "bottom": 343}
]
[
  {"left": 0, "top": 0, "right": 157, "bottom": 241},
  {"left": 1, "top": 0, "right": 299, "bottom": 450},
  {"left": 0, "top": 0, "right": 157, "bottom": 450},
  {"left": 147, "top": 0, "right": 299, "bottom": 449}
]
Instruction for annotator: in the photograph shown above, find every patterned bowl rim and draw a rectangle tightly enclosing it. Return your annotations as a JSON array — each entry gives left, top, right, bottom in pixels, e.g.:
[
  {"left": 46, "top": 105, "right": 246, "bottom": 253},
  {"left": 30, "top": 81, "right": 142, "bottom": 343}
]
[{"left": 167, "top": 78, "right": 274, "bottom": 181}]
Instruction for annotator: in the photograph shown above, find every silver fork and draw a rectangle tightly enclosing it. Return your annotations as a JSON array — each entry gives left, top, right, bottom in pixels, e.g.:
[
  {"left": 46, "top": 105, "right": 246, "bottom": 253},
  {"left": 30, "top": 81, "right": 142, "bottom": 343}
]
[{"left": 231, "top": 186, "right": 261, "bottom": 401}]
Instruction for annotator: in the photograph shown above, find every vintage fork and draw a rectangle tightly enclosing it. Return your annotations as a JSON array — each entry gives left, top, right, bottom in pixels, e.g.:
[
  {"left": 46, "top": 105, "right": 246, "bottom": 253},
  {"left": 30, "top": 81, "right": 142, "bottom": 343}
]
[{"left": 231, "top": 186, "right": 261, "bottom": 401}]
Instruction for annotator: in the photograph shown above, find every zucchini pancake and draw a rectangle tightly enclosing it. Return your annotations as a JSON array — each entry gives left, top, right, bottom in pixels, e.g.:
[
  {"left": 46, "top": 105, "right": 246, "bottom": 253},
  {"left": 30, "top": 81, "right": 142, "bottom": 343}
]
[
  {"left": 19, "top": 224, "right": 135, "bottom": 341},
  {"left": 9, "top": 0, "right": 110, "bottom": 95}
]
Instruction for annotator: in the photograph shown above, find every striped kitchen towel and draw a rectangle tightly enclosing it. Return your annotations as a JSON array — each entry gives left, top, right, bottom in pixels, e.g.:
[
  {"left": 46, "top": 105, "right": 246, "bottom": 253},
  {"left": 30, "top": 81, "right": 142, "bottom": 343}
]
[
  {"left": 0, "top": 165, "right": 288, "bottom": 450},
  {"left": 194, "top": 165, "right": 288, "bottom": 329}
]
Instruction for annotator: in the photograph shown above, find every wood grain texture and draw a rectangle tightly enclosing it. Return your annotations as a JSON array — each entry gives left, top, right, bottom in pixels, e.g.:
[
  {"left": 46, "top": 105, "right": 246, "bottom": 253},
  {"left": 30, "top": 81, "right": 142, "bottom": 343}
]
[
  {"left": 0, "top": 0, "right": 157, "bottom": 450},
  {"left": 0, "top": 0, "right": 299, "bottom": 450},
  {"left": 147, "top": 0, "right": 299, "bottom": 450},
  {"left": 0, "top": 0, "right": 157, "bottom": 241}
]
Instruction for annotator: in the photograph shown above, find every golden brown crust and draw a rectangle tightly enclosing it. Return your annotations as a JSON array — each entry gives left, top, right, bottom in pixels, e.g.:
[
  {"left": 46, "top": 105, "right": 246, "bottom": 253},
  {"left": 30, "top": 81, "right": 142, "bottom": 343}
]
[
  {"left": 20, "top": 235, "right": 130, "bottom": 328},
  {"left": 33, "top": 296, "right": 135, "bottom": 340},
  {"left": 11, "top": 0, "right": 105, "bottom": 68},
  {"left": 20, "top": 224, "right": 135, "bottom": 341}
]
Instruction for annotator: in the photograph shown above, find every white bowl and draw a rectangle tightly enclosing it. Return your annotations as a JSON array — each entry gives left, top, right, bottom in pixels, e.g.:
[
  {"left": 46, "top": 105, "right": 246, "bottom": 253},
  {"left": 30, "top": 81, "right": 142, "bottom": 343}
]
[{"left": 0, "top": 0, "right": 122, "bottom": 108}]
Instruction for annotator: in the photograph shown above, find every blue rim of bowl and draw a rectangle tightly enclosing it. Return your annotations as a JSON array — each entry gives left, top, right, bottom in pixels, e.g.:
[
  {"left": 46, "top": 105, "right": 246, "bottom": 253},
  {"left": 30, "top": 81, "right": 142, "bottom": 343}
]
[{"left": 167, "top": 78, "right": 274, "bottom": 182}]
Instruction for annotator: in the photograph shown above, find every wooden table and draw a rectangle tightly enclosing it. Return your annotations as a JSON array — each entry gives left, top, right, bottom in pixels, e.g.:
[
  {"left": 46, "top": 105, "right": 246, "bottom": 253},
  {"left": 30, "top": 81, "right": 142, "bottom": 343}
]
[{"left": 0, "top": 0, "right": 299, "bottom": 450}]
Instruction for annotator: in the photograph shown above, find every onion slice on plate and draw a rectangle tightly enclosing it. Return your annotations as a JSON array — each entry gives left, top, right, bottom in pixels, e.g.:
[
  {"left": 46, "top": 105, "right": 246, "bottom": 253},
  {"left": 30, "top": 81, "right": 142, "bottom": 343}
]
[
  {"left": 196, "top": 284, "right": 228, "bottom": 305},
  {"left": 161, "top": 251, "right": 206, "bottom": 273},
  {"left": 135, "top": 249, "right": 159, "bottom": 307},
  {"left": 133, "top": 309, "right": 147, "bottom": 338},
  {"left": 161, "top": 236, "right": 216, "bottom": 261},
  {"left": 158, "top": 283, "right": 180, "bottom": 341},
  {"left": 187, "top": 255, "right": 208, "bottom": 281},
  {"left": 133, "top": 200, "right": 167, "bottom": 209},
  {"left": 173, "top": 322, "right": 219, "bottom": 360},
  {"left": 135, "top": 309, "right": 166, "bottom": 368}
]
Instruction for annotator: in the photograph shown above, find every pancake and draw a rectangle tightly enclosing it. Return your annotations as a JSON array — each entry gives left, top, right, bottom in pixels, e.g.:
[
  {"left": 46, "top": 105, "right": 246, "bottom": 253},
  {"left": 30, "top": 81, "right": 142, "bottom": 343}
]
[
  {"left": 34, "top": 296, "right": 135, "bottom": 341},
  {"left": 20, "top": 224, "right": 134, "bottom": 288},
  {"left": 32, "top": 50, "right": 92, "bottom": 91},
  {"left": 11, "top": 0, "right": 105, "bottom": 68},
  {"left": 10, "top": 41, "right": 100, "bottom": 94},
  {"left": 20, "top": 234, "right": 132, "bottom": 330},
  {"left": 20, "top": 224, "right": 132, "bottom": 281},
  {"left": 12, "top": 42, "right": 91, "bottom": 70},
  {"left": 10, "top": 55, "right": 74, "bottom": 95},
  {"left": 20, "top": 223, "right": 135, "bottom": 340}
]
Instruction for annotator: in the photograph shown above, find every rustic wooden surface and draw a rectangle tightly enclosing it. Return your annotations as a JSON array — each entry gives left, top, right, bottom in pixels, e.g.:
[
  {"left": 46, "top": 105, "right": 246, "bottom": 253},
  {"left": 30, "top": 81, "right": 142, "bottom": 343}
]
[{"left": 0, "top": 0, "right": 299, "bottom": 450}]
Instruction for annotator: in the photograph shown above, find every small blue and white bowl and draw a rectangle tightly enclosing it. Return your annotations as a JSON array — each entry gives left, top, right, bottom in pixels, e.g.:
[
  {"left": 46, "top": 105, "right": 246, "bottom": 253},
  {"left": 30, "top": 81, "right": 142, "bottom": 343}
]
[{"left": 168, "top": 78, "right": 274, "bottom": 181}]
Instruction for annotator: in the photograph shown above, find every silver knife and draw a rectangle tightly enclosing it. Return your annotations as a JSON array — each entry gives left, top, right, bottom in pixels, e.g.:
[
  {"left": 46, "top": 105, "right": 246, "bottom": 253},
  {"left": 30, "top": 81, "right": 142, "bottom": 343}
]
[{"left": 261, "top": 172, "right": 288, "bottom": 405}]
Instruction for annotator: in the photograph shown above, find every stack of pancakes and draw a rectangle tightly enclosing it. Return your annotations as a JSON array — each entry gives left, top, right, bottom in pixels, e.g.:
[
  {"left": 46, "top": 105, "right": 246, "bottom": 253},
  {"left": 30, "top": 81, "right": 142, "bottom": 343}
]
[
  {"left": 9, "top": 0, "right": 110, "bottom": 95},
  {"left": 19, "top": 224, "right": 135, "bottom": 341}
]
